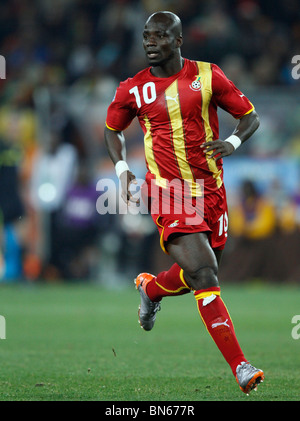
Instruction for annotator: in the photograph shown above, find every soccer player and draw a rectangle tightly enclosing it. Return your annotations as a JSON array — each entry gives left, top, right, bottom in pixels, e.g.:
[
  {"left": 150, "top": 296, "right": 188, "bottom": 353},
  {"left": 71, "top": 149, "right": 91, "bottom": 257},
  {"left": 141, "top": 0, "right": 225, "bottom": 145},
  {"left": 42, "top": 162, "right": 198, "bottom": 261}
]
[{"left": 104, "top": 11, "right": 264, "bottom": 394}]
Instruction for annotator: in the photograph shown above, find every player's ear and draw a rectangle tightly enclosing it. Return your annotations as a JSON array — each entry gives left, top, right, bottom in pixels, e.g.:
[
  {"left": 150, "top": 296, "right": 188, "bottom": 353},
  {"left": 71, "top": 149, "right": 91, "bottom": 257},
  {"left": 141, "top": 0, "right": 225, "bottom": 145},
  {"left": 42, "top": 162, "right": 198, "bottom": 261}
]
[{"left": 176, "top": 36, "right": 183, "bottom": 48}]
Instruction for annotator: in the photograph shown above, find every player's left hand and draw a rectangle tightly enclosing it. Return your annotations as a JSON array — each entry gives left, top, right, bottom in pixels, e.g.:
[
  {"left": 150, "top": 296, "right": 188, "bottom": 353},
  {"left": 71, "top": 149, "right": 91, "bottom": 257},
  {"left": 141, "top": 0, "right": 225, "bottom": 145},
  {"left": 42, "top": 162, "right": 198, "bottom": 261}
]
[{"left": 201, "top": 139, "right": 235, "bottom": 161}]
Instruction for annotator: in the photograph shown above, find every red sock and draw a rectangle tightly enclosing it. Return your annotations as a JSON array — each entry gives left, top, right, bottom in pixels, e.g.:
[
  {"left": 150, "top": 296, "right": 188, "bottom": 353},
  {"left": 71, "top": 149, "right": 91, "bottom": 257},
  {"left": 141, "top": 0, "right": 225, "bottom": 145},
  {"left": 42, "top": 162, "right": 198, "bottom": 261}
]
[
  {"left": 194, "top": 287, "right": 247, "bottom": 375},
  {"left": 146, "top": 264, "right": 191, "bottom": 302}
]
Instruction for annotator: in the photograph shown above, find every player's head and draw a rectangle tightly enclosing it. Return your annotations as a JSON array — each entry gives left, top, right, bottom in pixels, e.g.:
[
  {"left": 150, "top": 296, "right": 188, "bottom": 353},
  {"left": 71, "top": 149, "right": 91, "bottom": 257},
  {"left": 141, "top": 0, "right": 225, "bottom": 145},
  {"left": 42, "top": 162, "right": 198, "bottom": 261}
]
[{"left": 143, "top": 11, "right": 183, "bottom": 67}]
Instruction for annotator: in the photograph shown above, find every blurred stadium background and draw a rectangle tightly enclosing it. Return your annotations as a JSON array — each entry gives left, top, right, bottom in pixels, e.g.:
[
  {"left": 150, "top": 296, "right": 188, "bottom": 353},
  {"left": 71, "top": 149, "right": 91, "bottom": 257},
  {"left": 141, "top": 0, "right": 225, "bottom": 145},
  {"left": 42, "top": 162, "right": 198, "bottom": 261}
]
[{"left": 0, "top": 0, "right": 300, "bottom": 285}]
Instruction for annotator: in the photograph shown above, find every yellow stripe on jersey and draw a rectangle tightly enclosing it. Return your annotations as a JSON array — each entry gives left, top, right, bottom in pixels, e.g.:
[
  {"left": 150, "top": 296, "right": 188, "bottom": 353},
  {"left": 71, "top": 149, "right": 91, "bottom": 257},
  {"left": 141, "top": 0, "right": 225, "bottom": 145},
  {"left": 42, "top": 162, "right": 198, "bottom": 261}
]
[
  {"left": 197, "top": 61, "right": 223, "bottom": 189},
  {"left": 165, "top": 80, "right": 202, "bottom": 197},
  {"left": 155, "top": 216, "right": 168, "bottom": 254},
  {"left": 143, "top": 115, "right": 167, "bottom": 188},
  {"left": 105, "top": 122, "right": 119, "bottom": 131},
  {"left": 242, "top": 103, "right": 254, "bottom": 116}
]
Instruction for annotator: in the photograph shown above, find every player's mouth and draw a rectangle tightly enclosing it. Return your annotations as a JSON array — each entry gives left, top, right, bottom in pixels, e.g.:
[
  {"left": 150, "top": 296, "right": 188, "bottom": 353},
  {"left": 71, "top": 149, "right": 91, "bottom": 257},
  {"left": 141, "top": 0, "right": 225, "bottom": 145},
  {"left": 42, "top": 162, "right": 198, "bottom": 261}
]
[{"left": 147, "top": 51, "right": 160, "bottom": 60}]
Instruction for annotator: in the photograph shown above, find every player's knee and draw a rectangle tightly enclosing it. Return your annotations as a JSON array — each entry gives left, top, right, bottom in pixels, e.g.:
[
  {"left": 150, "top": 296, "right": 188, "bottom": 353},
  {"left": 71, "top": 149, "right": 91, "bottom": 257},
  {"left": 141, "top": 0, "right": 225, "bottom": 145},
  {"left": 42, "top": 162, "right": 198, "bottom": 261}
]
[{"left": 185, "top": 265, "right": 218, "bottom": 290}]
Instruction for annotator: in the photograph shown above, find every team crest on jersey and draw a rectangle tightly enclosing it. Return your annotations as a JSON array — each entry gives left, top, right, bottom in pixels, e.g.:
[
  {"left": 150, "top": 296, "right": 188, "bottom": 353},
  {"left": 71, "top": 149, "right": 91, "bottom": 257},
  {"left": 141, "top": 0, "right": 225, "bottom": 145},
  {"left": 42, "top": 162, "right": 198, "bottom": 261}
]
[
  {"left": 168, "top": 220, "right": 179, "bottom": 228},
  {"left": 190, "top": 76, "right": 202, "bottom": 91}
]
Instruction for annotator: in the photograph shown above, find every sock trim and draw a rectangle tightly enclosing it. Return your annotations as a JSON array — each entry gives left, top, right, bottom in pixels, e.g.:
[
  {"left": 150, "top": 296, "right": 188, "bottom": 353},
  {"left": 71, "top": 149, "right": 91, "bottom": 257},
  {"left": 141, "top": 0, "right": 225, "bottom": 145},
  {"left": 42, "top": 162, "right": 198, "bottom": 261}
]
[
  {"left": 179, "top": 269, "right": 192, "bottom": 290},
  {"left": 155, "top": 279, "right": 189, "bottom": 295},
  {"left": 195, "top": 292, "right": 224, "bottom": 348},
  {"left": 194, "top": 289, "right": 221, "bottom": 301},
  {"left": 194, "top": 288, "right": 221, "bottom": 334}
]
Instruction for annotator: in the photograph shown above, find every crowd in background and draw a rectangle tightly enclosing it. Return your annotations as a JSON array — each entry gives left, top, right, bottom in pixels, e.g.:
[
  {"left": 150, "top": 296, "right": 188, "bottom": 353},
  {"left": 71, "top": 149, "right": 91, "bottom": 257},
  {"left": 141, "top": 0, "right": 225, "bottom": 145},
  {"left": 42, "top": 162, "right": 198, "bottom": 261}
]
[{"left": 0, "top": 0, "right": 300, "bottom": 284}]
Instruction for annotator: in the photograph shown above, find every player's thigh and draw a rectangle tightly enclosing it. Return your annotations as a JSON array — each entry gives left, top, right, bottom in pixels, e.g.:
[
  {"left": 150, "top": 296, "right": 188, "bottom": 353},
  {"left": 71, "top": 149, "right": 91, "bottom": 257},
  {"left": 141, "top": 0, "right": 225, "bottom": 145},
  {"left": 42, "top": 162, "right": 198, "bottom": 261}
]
[
  {"left": 166, "top": 231, "right": 218, "bottom": 277},
  {"left": 213, "top": 248, "right": 223, "bottom": 266}
]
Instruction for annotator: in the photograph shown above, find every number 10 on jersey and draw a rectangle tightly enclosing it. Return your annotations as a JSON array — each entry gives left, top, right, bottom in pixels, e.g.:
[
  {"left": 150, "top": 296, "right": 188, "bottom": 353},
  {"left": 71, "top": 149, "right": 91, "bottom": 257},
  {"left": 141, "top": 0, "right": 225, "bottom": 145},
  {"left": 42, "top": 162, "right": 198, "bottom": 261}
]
[
  {"left": 129, "top": 82, "right": 157, "bottom": 108},
  {"left": 218, "top": 212, "right": 228, "bottom": 237}
]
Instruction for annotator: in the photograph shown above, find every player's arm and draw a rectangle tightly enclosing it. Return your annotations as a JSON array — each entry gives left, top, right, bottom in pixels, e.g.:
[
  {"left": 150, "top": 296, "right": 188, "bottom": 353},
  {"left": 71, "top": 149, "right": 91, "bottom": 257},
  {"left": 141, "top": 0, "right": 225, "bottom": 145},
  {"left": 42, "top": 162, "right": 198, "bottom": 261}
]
[
  {"left": 104, "top": 80, "right": 138, "bottom": 204},
  {"left": 232, "top": 109, "right": 260, "bottom": 144},
  {"left": 104, "top": 126, "right": 138, "bottom": 204},
  {"left": 202, "top": 63, "right": 260, "bottom": 161},
  {"left": 202, "top": 110, "right": 260, "bottom": 161}
]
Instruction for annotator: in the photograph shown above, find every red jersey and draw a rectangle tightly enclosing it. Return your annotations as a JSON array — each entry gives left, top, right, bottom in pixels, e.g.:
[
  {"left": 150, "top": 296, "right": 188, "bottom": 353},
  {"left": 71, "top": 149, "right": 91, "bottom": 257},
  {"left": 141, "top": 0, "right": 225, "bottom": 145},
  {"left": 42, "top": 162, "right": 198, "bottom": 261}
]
[{"left": 106, "top": 59, "right": 254, "bottom": 196}]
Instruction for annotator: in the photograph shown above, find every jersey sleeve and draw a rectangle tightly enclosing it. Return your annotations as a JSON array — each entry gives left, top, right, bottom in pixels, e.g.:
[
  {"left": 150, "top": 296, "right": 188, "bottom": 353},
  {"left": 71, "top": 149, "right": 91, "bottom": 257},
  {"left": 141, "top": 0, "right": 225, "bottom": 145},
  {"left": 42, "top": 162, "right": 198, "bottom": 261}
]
[
  {"left": 211, "top": 63, "right": 254, "bottom": 119},
  {"left": 105, "top": 80, "right": 137, "bottom": 131}
]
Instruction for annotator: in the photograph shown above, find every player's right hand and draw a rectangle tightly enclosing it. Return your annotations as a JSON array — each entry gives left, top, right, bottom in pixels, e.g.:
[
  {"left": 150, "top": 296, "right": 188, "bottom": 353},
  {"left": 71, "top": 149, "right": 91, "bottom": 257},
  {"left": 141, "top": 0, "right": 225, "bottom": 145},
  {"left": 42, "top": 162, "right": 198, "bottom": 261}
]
[{"left": 119, "top": 170, "right": 140, "bottom": 204}]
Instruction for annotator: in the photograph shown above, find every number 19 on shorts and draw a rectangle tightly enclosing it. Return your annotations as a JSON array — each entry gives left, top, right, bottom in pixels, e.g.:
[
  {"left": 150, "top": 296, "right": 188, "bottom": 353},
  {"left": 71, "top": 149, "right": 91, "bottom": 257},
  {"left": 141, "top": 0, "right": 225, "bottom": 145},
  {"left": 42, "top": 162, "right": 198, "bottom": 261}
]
[{"left": 218, "top": 211, "right": 228, "bottom": 238}]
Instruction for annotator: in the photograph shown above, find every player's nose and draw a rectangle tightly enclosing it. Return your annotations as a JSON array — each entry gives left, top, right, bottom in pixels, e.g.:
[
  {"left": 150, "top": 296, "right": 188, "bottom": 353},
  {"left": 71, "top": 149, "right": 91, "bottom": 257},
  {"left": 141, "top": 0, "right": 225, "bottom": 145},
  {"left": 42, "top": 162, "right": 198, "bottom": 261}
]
[{"left": 146, "top": 35, "right": 157, "bottom": 47}]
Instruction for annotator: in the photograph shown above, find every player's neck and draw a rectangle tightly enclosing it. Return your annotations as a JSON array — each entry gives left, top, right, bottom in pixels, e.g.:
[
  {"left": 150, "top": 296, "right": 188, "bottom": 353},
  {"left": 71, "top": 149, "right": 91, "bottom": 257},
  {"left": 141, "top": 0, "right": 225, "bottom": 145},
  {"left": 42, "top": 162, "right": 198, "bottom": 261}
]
[{"left": 150, "top": 56, "right": 184, "bottom": 78}]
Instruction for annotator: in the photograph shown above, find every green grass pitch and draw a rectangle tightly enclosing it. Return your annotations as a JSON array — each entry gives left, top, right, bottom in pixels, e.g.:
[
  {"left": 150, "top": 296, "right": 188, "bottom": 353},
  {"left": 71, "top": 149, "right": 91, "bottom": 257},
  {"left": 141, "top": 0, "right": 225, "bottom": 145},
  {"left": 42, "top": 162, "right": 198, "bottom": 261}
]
[{"left": 0, "top": 281, "right": 299, "bottom": 401}]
